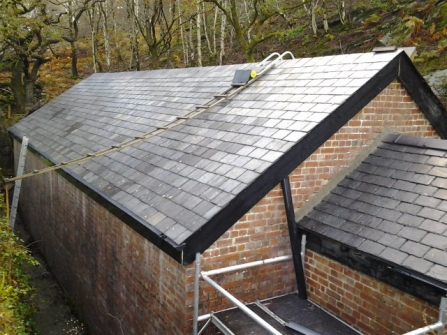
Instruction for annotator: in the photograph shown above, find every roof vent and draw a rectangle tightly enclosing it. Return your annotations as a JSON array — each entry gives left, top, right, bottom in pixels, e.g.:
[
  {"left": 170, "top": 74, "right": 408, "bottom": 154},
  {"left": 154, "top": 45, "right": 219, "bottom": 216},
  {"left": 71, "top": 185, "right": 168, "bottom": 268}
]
[
  {"left": 372, "top": 46, "right": 397, "bottom": 53},
  {"left": 232, "top": 69, "right": 257, "bottom": 87}
]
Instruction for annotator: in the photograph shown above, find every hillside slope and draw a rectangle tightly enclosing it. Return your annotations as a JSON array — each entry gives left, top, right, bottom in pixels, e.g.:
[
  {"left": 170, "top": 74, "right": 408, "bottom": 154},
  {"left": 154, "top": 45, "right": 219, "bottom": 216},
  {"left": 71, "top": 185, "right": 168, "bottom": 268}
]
[{"left": 36, "top": 0, "right": 447, "bottom": 107}]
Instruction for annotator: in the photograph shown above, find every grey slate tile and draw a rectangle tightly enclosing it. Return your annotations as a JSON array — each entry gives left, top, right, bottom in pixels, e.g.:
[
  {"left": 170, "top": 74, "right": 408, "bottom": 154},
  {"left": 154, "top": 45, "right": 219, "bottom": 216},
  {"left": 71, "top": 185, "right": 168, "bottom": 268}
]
[
  {"left": 426, "top": 156, "right": 447, "bottom": 167},
  {"left": 420, "top": 219, "right": 447, "bottom": 234},
  {"left": 398, "top": 227, "right": 427, "bottom": 242},
  {"left": 358, "top": 240, "right": 386, "bottom": 255},
  {"left": 401, "top": 241, "right": 430, "bottom": 258},
  {"left": 421, "top": 233, "right": 447, "bottom": 250},
  {"left": 434, "top": 189, "right": 447, "bottom": 200},
  {"left": 377, "top": 234, "right": 406, "bottom": 249},
  {"left": 395, "top": 202, "right": 422, "bottom": 215},
  {"left": 427, "top": 265, "right": 447, "bottom": 282},
  {"left": 397, "top": 214, "right": 424, "bottom": 227},
  {"left": 418, "top": 207, "right": 445, "bottom": 221},
  {"left": 424, "top": 249, "right": 447, "bottom": 267},
  {"left": 429, "top": 166, "right": 447, "bottom": 178},
  {"left": 380, "top": 247, "right": 408, "bottom": 265},
  {"left": 403, "top": 256, "right": 433, "bottom": 273},
  {"left": 357, "top": 226, "right": 384, "bottom": 241},
  {"left": 414, "top": 195, "right": 441, "bottom": 208},
  {"left": 413, "top": 184, "right": 438, "bottom": 196},
  {"left": 391, "top": 190, "right": 419, "bottom": 203},
  {"left": 377, "top": 220, "right": 403, "bottom": 234},
  {"left": 376, "top": 207, "right": 402, "bottom": 221}
]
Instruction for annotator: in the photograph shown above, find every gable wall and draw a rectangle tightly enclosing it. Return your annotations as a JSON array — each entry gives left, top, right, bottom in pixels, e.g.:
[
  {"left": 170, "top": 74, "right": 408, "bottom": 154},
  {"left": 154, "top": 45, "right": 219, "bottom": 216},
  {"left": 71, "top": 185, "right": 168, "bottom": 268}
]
[
  {"left": 197, "top": 80, "right": 440, "bottom": 334},
  {"left": 15, "top": 145, "right": 192, "bottom": 335}
]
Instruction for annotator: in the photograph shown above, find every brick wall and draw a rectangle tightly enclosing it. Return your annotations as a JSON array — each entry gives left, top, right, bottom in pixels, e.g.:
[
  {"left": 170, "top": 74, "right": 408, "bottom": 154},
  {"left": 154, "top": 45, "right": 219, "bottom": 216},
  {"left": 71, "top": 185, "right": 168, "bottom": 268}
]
[
  {"left": 196, "top": 80, "right": 440, "bottom": 333},
  {"left": 199, "top": 185, "right": 297, "bottom": 311},
  {"left": 305, "top": 250, "right": 439, "bottom": 334},
  {"left": 16, "top": 145, "right": 192, "bottom": 335}
]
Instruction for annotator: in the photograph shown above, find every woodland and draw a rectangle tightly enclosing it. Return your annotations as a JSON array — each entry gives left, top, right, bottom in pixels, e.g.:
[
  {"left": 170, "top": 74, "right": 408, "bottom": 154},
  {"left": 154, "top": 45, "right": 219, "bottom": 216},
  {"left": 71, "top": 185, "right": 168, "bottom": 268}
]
[
  {"left": 0, "top": 0, "right": 447, "bottom": 334},
  {"left": 0, "top": 0, "right": 446, "bottom": 119}
]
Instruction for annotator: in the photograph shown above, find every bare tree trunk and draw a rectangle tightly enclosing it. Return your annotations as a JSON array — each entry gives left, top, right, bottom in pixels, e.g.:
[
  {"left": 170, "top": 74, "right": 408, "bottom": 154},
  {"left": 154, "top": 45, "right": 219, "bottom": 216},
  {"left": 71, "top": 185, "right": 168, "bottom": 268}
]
[
  {"left": 178, "top": 0, "right": 188, "bottom": 66},
  {"left": 70, "top": 41, "right": 79, "bottom": 78},
  {"left": 338, "top": 0, "right": 346, "bottom": 24},
  {"left": 100, "top": 1, "right": 111, "bottom": 70},
  {"left": 196, "top": 0, "right": 202, "bottom": 66},
  {"left": 88, "top": 4, "right": 103, "bottom": 73},
  {"left": 311, "top": 0, "right": 318, "bottom": 36},
  {"left": 212, "top": 5, "right": 218, "bottom": 56},
  {"left": 127, "top": 0, "right": 141, "bottom": 70},
  {"left": 10, "top": 61, "right": 26, "bottom": 114},
  {"left": 219, "top": 0, "right": 227, "bottom": 65},
  {"left": 322, "top": 0, "right": 328, "bottom": 33},
  {"left": 111, "top": 0, "right": 124, "bottom": 68},
  {"left": 189, "top": 19, "right": 194, "bottom": 62},
  {"left": 202, "top": 2, "right": 213, "bottom": 56}
]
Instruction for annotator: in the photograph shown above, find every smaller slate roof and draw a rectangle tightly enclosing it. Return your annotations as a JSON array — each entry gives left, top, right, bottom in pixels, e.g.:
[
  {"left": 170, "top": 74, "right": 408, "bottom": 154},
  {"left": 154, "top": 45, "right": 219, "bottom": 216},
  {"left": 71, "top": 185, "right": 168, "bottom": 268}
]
[{"left": 299, "top": 134, "right": 447, "bottom": 286}]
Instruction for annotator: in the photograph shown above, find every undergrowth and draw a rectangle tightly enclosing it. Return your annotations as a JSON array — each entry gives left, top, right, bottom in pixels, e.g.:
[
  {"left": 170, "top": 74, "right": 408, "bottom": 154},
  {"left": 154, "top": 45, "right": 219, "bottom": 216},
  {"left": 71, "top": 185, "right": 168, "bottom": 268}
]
[{"left": 0, "top": 195, "right": 37, "bottom": 335}]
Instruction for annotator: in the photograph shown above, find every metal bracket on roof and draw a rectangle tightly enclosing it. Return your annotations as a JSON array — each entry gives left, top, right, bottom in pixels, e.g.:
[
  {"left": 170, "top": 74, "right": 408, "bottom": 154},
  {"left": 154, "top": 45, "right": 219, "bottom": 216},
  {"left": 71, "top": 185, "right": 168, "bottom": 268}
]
[
  {"left": 231, "top": 69, "right": 257, "bottom": 87},
  {"left": 231, "top": 51, "right": 294, "bottom": 87},
  {"left": 252, "top": 51, "right": 295, "bottom": 79}
]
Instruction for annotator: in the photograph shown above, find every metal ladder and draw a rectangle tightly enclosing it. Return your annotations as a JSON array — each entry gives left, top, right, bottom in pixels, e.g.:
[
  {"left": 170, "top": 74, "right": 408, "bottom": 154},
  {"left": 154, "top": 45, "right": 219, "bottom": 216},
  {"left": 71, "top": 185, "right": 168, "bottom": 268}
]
[{"left": 5, "top": 51, "right": 294, "bottom": 184}]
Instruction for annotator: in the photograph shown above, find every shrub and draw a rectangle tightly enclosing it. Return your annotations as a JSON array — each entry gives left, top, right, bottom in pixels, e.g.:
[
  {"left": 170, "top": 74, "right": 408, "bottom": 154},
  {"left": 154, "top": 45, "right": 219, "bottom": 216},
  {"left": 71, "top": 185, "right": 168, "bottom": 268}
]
[{"left": 0, "top": 195, "right": 37, "bottom": 335}]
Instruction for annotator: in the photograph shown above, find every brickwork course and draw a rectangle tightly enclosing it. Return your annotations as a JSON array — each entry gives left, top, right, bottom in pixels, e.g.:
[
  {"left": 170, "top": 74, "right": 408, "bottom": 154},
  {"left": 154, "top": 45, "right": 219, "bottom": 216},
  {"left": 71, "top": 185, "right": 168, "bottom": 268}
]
[{"left": 9, "top": 49, "right": 447, "bottom": 335}]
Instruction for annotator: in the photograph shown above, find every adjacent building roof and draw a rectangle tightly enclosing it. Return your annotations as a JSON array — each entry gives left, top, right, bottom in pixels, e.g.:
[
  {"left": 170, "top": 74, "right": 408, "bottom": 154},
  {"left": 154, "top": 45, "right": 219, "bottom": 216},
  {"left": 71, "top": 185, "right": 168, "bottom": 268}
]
[
  {"left": 9, "top": 50, "right": 447, "bottom": 264},
  {"left": 299, "top": 134, "right": 447, "bottom": 289}
]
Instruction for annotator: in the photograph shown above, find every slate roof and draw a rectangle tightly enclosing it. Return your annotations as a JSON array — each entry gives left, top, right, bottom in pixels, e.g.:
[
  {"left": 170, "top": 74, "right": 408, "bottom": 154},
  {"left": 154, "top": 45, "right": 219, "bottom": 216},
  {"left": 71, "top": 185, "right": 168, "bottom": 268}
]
[
  {"left": 9, "top": 50, "right": 447, "bottom": 264},
  {"left": 299, "top": 134, "right": 447, "bottom": 286}
]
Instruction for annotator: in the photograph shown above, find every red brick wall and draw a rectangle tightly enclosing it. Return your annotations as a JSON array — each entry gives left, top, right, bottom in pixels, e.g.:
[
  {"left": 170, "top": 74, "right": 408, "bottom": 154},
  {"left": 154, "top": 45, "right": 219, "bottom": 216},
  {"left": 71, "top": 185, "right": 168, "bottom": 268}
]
[
  {"left": 16, "top": 146, "right": 192, "bottom": 335},
  {"left": 305, "top": 250, "right": 439, "bottom": 335},
  {"left": 199, "top": 185, "right": 296, "bottom": 311},
  {"left": 196, "top": 80, "right": 440, "bottom": 333}
]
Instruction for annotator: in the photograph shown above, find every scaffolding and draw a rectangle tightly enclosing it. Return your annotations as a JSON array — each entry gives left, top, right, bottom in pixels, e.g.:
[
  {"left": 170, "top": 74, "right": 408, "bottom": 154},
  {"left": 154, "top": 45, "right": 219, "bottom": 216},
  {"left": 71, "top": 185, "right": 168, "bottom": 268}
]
[
  {"left": 193, "top": 253, "right": 292, "bottom": 335},
  {"left": 402, "top": 297, "right": 447, "bottom": 335}
]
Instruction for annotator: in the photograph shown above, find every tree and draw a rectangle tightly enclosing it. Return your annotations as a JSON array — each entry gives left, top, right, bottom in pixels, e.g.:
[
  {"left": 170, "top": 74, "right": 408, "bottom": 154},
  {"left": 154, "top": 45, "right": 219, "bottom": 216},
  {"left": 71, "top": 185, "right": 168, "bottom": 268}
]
[
  {"left": 203, "top": 0, "right": 302, "bottom": 62},
  {"left": 127, "top": 0, "right": 181, "bottom": 69},
  {"left": 302, "top": 0, "right": 320, "bottom": 36},
  {"left": 86, "top": 0, "right": 103, "bottom": 73},
  {"left": 59, "top": 0, "right": 105, "bottom": 79},
  {"left": 0, "top": 0, "right": 61, "bottom": 114}
]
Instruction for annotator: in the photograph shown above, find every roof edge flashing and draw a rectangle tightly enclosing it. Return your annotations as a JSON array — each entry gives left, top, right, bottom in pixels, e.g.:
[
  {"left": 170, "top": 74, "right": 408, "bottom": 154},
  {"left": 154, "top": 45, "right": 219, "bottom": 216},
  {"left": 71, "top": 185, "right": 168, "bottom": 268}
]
[
  {"left": 302, "top": 231, "right": 447, "bottom": 305},
  {"left": 9, "top": 135, "right": 185, "bottom": 262},
  {"left": 383, "top": 133, "right": 447, "bottom": 152}
]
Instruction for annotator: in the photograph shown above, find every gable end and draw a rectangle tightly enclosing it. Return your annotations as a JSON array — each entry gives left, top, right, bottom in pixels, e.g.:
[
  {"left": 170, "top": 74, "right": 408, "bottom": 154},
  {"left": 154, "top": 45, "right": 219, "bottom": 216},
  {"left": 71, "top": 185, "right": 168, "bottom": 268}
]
[
  {"left": 398, "top": 55, "right": 447, "bottom": 138},
  {"left": 182, "top": 54, "right": 411, "bottom": 264}
]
